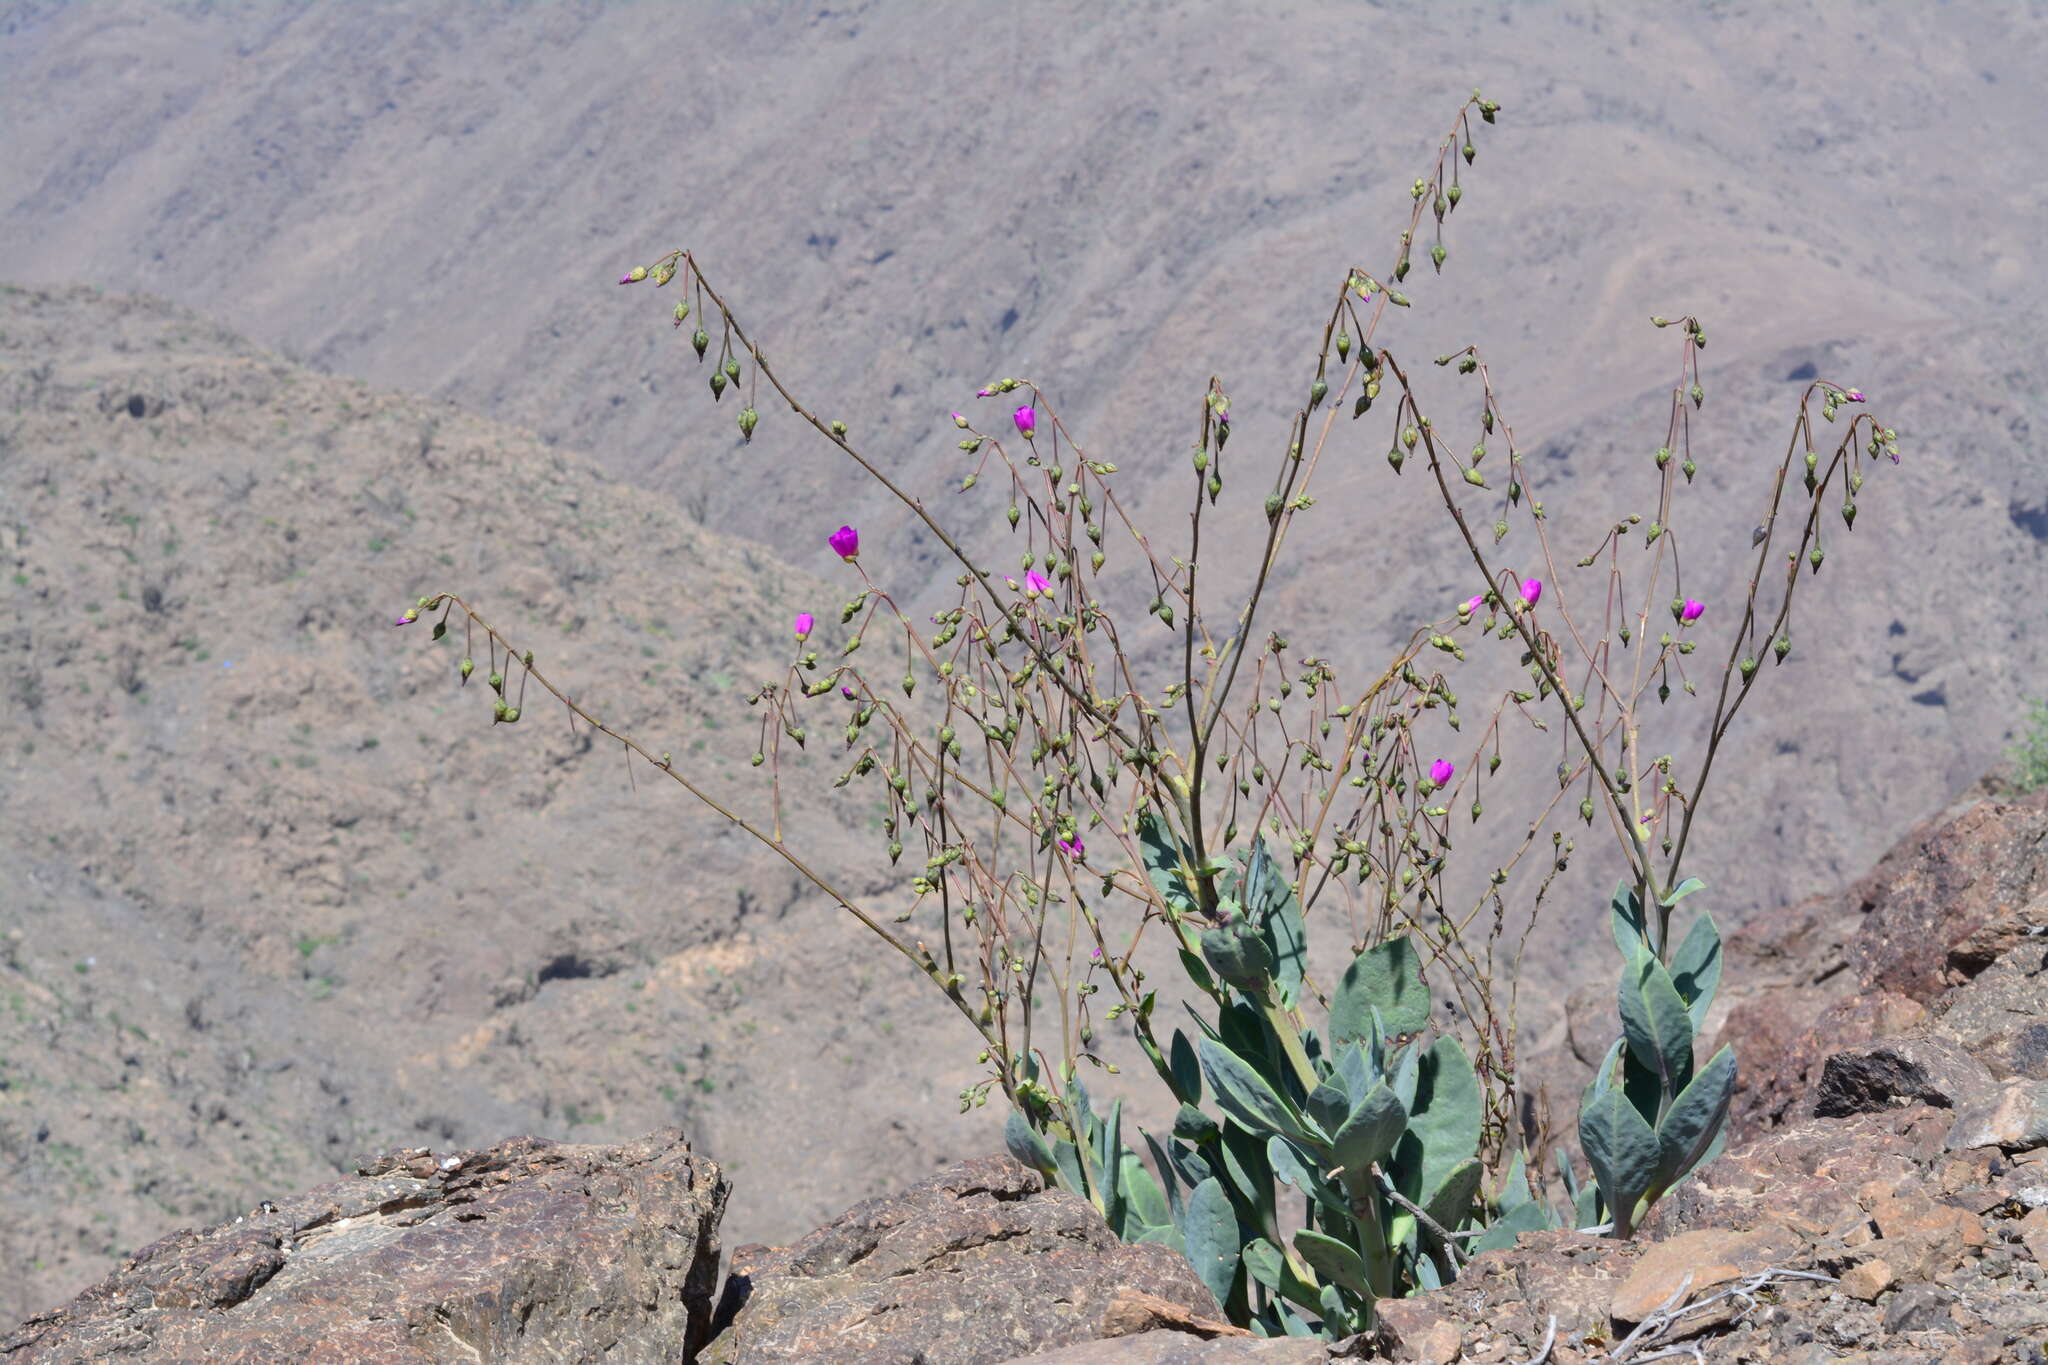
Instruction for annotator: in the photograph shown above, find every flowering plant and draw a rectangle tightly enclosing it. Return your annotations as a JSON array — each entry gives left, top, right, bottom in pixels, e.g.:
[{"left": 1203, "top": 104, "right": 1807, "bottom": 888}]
[{"left": 401, "top": 91, "right": 1897, "bottom": 1335}]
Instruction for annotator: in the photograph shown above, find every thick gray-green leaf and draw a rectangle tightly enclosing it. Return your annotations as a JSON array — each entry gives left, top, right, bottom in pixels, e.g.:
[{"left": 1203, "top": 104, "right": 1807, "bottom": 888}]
[
  {"left": 1268, "top": 1135, "right": 1349, "bottom": 1220},
  {"left": 1617, "top": 952, "right": 1695, "bottom": 1108},
  {"left": 1422, "top": 1155, "right": 1482, "bottom": 1239},
  {"left": 1469, "top": 1197, "right": 1552, "bottom": 1253},
  {"left": 1669, "top": 911, "right": 1723, "bottom": 1033},
  {"left": 1004, "top": 1111, "right": 1056, "bottom": 1178},
  {"left": 1181, "top": 1177, "right": 1241, "bottom": 1307},
  {"left": 1131, "top": 1221, "right": 1188, "bottom": 1256},
  {"left": 1141, "top": 1129, "right": 1185, "bottom": 1223},
  {"left": 1395, "top": 1036, "right": 1482, "bottom": 1205},
  {"left": 1095, "top": 1099, "right": 1124, "bottom": 1233},
  {"left": 1052, "top": 1136, "right": 1089, "bottom": 1202},
  {"left": 1331, "top": 934, "right": 1431, "bottom": 1042},
  {"left": 1330, "top": 1079, "right": 1407, "bottom": 1178},
  {"left": 1172, "top": 1102, "right": 1221, "bottom": 1144},
  {"left": 1242, "top": 1237, "right": 1284, "bottom": 1291},
  {"left": 1334, "top": 1040, "right": 1374, "bottom": 1110},
  {"left": 1294, "top": 1229, "right": 1373, "bottom": 1298},
  {"left": 1201, "top": 921, "right": 1275, "bottom": 991},
  {"left": 1198, "top": 1036, "right": 1311, "bottom": 1143},
  {"left": 1653, "top": 1043, "right": 1735, "bottom": 1193},
  {"left": 1660, "top": 876, "right": 1706, "bottom": 908},
  {"left": 1609, "top": 880, "right": 1649, "bottom": 960},
  {"left": 1305, "top": 1080, "right": 1351, "bottom": 1137},
  {"left": 1140, "top": 807, "right": 1198, "bottom": 914},
  {"left": 1579, "top": 1081, "right": 1660, "bottom": 1234},
  {"left": 1242, "top": 836, "right": 1308, "bottom": 1009},
  {"left": 1170, "top": 1029, "right": 1203, "bottom": 1105},
  {"left": 1119, "top": 1150, "right": 1171, "bottom": 1237}
]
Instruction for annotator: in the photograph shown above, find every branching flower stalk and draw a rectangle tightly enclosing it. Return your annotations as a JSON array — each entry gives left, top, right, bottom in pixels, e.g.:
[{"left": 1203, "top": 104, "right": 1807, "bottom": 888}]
[{"left": 404, "top": 90, "right": 1897, "bottom": 1332}]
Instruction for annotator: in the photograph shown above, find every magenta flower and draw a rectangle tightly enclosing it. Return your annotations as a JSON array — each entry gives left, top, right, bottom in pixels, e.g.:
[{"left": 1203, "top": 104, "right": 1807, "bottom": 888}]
[
  {"left": 1059, "top": 834, "right": 1085, "bottom": 860},
  {"left": 1846, "top": 389, "right": 1865, "bottom": 403},
  {"left": 828, "top": 525, "right": 860, "bottom": 561},
  {"left": 794, "top": 612, "right": 815, "bottom": 640},
  {"left": 976, "top": 386, "right": 996, "bottom": 398},
  {"left": 392, "top": 609, "right": 419, "bottom": 627},
  {"left": 1090, "top": 946, "right": 1103, "bottom": 962},
  {"left": 1680, "top": 599, "right": 1705, "bottom": 624},
  {"left": 1025, "top": 569, "right": 1052, "bottom": 596},
  {"left": 1463, "top": 594, "right": 1485, "bottom": 614},
  {"left": 1014, "top": 405, "right": 1037, "bottom": 439},
  {"left": 841, "top": 686, "right": 856, "bottom": 700},
  {"left": 1429, "top": 758, "right": 1455, "bottom": 786},
  {"left": 1520, "top": 578, "right": 1543, "bottom": 607}
]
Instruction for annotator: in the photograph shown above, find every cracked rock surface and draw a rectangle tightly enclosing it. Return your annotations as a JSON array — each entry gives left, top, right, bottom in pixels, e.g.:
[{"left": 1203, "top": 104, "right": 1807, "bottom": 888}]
[{"left": 0, "top": 1128, "right": 724, "bottom": 1364}]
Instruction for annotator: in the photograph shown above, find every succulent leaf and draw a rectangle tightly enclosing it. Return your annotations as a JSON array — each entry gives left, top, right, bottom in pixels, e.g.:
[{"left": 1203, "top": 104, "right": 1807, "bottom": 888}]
[{"left": 1331, "top": 934, "right": 1432, "bottom": 1042}]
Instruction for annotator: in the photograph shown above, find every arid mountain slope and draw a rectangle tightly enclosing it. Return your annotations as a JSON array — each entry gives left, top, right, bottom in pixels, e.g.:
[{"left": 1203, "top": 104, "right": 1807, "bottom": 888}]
[{"left": 0, "top": 285, "right": 991, "bottom": 1324}]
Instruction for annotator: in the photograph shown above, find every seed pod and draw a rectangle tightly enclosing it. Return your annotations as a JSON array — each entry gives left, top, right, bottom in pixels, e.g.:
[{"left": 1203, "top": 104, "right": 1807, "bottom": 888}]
[
  {"left": 1841, "top": 500, "right": 1856, "bottom": 528},
  {"left": 1335, "top": 331, "right": 1351, "bottom": 360},
  {"left": 1462, "top": 141, "right": 1476, "bottom": 164},
  {"left": 502, "top": 707, "right": 520, "bottom": 723},
  {"left": 489, "top": 671, "right": 504, "bottom": 694},
  {"left": 1431, "top": 243, "right": 1448, "bottom": 272},
  {"left": 1310, "top": 379, "right": 1328, "bottom": 409},
  {"left": 1580, "top": 797, "right": 1595, "bottom": 824},
  {"left": 709, "top": 371, "right": 727, "bottom": 400},
  {"left": 722, "top": 356, "right": 741, "bottom": 384},
  {"left": 673, "top": 301, "right": 691, "bottom": 327},
  {"left": 691, "top": 328, "right": 710, "bottom": 359},
  {"left": 1773, "top": 636, "right": 1791, "bottom": 663},
  {"left": 1394, "top": 255, "right": 1411, "bottom": 283},
  {"left": 1007, "top": 504, "right": 1020, "bottom": 528},
  {"left": 652, "top": 262, "right": 675, "bottom": 287},
  {"left": 1690, "top": 383, "right": 1704, "bottom": 407},
  {"left": 1463, "top": 467, "right": 1486, "bottom": 488},
  {"left": 459, "top": 657, "right": 474, "bottom": 682},
  {"left": 1681, "top": 457, "right": 1697, "bottom": 483},
  {"left": 1403, "top": 426, "right": 1419, "bottom": 451},
  {"left": 738, "top": 406, "right": 759, "bottom": 441},
  {"left": 1739, "top": 656, "right": 1758, "bottom": 679},
  {"left": 1447, "top": 183, "right": 1463, "bottom": 210},
  {"left": 831, "top": 419, "right": 848, "bottom": 437},
  {"left": 1809, "top": 546, "right": 1825, "bottom": 572}
]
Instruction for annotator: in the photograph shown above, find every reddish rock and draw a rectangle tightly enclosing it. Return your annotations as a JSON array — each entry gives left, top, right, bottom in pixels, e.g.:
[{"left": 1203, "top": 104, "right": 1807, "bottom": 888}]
[
  {"left": 1814, "top": 1034, "right": 1997, "bottom": 1118},
  {"left": 0, "top": 1129, "right": 725, "bottom": 1363},
  {"left": 1845, "top": 791, "right": 2048, "bottom": 1000},
  {"left": 701, "top": 1157, "right": 1225, "bottom": 1365}
]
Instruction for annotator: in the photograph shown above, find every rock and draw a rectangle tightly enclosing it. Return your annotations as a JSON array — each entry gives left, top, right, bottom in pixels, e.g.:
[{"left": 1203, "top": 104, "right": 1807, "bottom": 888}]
[
  {"left": 1724, "top": 991, "right": 1930, "bottom": 1136},
  {"left": 1935, "top": 939, "right": 2048, "bottom": 1079},
  {"left": 1841, "top": 1257, "right": 1898, "bottom": 1301},
  {"left": 0, "top": 1128, "right": 725, "bottom": 1363},
  {"left": 1864, "top": 1193, "right": 1989, "bottom": 1279},
  {"left": 1880, "top": 1282, "right": 1955, "bottom": 1335},
  {"left": 1814, "top": 1035, "right": 1997, "bottom": 1118},
  {"left": 1608, "top": 1224, "right": 1808, "bottom": 1323},
  {"left": 701, "top": 1157, "right": 1227, "bottom": 1365},
  {"left": 1846, "top": 793, "right": 2048, "bottom": 1000},
  {"left": 997, "top": 1333, "right": 1328, "bottom": 1364},
  {"left": 1946, "top": 1077, "right": 2048, "bottom": 1152}
]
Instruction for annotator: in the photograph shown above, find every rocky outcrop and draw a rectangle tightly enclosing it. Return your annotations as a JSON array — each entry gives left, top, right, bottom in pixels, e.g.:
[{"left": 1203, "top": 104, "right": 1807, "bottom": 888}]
[
  {"left": 700, "top": 1156, "right": 1234, "bottom": 1365},
  {"left": 1, "top": 1129, "right": 725, "bottom": 1364}
]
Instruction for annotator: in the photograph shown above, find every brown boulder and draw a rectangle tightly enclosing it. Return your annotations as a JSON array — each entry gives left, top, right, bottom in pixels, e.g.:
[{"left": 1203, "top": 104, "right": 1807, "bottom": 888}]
[
  {"left": 701, "top": 1156, "right": 1227, "bottom": 1365},
  {"left": 1845, "top": 791, "right": 2048, "bottom": 1000},
  {"left": 1813, "top": 1035, "right": 1997, "bottom": 1119},
  {"left": 1935, "top": 937, "right": 2048, "bottom": 1079},
  {"left": 998, "top": 1333, "right": 1327, "bottom": 1363},
  {"left": 1, "top": 1129, "right": 725, "bottom": 1363}
]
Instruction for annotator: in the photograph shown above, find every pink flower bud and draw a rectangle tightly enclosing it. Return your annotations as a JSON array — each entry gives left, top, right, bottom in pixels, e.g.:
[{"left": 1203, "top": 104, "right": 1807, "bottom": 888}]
[
  {"left": 1520, "top": 578, "right": 1543, "bottom": 607},
  {"left": 1846, "top": 389, "right": 1865, "bottom": 403},
  {"left": 828, "top": 525, "right": 860, "bottom": 561},
  {"left": 1059, "top": 834, "right": 1086, "bottom": 860},
  {"left": 841, "top": 686, "right": 856, "bottom": 700},
  {"left": 1679, "top": 599, "right": 1705, "bottom": 624},
  {"left": 1429, "top": 758, "right": 1455, "bottom": 785},
  {"left": 393, "top": 609, "right": 419, "bottom": 627},
  {"left": 1025, "top": 569, "right": 1052, "bottom": 596},
  {"left": 976, "top": 386, "right": 996, "bottom": 398},
  {"left": 1013, "top": 406, "right": 1036, "bottom": 439},
  {"left": 1463, "top": 595, "right": 1485, "bottom": 614},
  {"left": 619, "top": 266, "right": 648, "bottom": 285},
  {"left": 794, "top": 612, "right": 815, "bottom": 640},
  {"left": 952, "top": 412, "right": 970, "bottom": 429}
]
